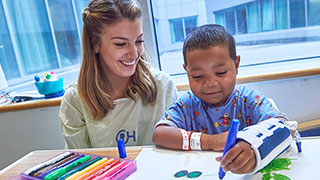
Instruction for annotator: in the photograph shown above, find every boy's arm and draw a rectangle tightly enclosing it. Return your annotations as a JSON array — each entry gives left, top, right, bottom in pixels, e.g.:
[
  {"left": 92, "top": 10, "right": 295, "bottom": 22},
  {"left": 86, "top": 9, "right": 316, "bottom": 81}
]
[
  {"left": 236, "top": 117, "right": 292, "bottom": 174},
  {"left": 217, "top": 117, "right": 291, "bottom": 174},
  {"left": 152, "top": 125, "right": 184, "bottom": 150},
  {"left": 152, "top": 124, "right": 228, "bottom": 151}
]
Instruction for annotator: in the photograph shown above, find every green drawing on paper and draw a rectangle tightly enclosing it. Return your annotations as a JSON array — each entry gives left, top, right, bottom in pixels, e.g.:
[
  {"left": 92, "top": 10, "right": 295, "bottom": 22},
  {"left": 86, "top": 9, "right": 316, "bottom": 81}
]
[{"left": 259, "top": 158, "right": 295, "bottom": 180}]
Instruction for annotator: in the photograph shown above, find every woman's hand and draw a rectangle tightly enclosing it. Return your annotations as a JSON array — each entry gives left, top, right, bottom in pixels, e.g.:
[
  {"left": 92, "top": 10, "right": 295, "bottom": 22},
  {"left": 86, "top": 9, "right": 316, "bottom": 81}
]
[{"left": 216, "top": 141, "right": 256, "bottom": 174}]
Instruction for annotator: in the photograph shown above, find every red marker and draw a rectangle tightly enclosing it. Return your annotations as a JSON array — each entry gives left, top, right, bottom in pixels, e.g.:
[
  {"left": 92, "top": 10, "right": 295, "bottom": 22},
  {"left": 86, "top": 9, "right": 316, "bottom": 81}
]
[{"left": 104, "top": 161, "right": 135, "bottom": 180}]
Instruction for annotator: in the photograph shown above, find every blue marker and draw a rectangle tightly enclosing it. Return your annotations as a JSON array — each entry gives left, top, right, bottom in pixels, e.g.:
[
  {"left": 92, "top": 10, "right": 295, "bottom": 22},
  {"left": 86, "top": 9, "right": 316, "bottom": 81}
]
[
  {"left": 294, "top": 131, "right": 302, "bottom": 153},
  {"left": 34, "top": 75, "right": 41, "bottom": 82},
  {"left": 218, "top": 119, "right": 240, "bottom": 180},
  {"left": 117, "top": 139, "right": 127, "bottom": 158}
]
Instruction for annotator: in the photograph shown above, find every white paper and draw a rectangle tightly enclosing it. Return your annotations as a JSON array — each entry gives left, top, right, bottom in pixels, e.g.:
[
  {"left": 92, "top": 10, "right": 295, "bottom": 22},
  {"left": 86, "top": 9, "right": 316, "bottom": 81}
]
[{"left": 127, "top": 138, "right": 320, "bottom": 180}]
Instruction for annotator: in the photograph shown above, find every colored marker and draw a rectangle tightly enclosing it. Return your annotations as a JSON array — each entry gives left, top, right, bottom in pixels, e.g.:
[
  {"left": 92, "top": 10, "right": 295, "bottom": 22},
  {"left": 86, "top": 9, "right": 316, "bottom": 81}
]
[
  {"left": 57, "top": 156, "right": 103, "bottom": 180},
  {"left": 38, "top": 154, "right": 84, "bottom": 179},
  {"left": 65, "top": 158, "right": 109, "bottom": 180},
  {"left": 33, "top": 154, "right": 80, "bottom": 177},
  {"left": 44, "top": 155, "right": 91, "bottom": 180},
  {"left": 32, "top": 153, "right": 78, "bottom": 177},
  {"left": 104, "top": 161, "right": 135, "bottom": 180},
  {"left": 92, "top": 161, "right": 128, "bottom": 180},
  {"left": 76, "top": 158, "right": 115, "bottom": 180},
  {"left": 50, "top": 71, "right": 58, "bottom": 81},
  {"left": 117, "top": 139, "right": 127, "bottom": 158},
  {"left": 83, "top": 160, "right": 120, "bottom": 180},
  {"left": 25, "top": 152, "right": 73, "bottom": 175},
  {"left": 34, "top": 75, "right": 41, "bottom": 82},
  {"left": 294, "top": 131, "right": 302, "bottom": 153},
  {"left": 218, "top": 119, "right": 240, "bottom": 180},
  {"left": 44, "top": 73, "right": 52, "bottom": 81}
]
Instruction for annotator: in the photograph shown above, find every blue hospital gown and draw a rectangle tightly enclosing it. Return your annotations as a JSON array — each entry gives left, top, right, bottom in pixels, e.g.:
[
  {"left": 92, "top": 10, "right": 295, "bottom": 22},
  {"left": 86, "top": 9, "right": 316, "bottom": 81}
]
[{"left": 157, "top": 86, "right": 287, "bottom": 133}]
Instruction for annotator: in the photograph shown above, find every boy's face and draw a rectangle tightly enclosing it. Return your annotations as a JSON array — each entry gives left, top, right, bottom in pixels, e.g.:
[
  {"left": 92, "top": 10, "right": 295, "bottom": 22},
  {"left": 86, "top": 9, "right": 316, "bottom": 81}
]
[{"left": 184, "top": 46, "right": 240, "bottom": 107}]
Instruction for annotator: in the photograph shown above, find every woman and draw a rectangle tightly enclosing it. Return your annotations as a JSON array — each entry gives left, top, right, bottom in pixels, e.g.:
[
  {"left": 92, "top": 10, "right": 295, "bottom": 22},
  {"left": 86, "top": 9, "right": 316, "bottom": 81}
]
[{"left": 59, "top": 0, "right": 178, "bottom": 148}]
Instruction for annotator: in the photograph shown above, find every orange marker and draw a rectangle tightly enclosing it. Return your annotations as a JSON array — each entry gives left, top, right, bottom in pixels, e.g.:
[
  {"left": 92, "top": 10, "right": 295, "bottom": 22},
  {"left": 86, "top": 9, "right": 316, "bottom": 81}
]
[{"left": 65, "top": 158, "right": 108, "bottom": 180}]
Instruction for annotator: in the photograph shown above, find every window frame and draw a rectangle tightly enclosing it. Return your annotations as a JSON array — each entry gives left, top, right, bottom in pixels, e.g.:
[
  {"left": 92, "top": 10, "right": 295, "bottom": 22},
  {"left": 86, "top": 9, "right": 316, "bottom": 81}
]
[{"left": 148, "top": 0, "right": 320, "bottom": 86}]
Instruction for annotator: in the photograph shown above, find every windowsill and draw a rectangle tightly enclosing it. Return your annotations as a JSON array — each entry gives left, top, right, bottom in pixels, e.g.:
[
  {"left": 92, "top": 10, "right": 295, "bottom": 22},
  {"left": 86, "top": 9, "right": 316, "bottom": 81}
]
[{"left": 0, "top": 97, "right": 61, "bottom": 113}]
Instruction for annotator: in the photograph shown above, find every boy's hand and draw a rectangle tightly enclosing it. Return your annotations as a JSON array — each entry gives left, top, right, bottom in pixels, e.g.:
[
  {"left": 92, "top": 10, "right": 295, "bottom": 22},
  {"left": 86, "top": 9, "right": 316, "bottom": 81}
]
[{"left": 216, "top": 141, "right": 256, "bottom": 174}]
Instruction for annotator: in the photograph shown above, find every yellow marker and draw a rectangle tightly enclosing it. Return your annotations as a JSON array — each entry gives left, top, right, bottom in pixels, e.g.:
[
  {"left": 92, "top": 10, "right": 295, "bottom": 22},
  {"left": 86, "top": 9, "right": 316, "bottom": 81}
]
[
  {"left": 75, "top": 158, "right": 115, "bottom": 180},
  {"left": 65, "top": 158, "right": 108, "bottom": 180}
]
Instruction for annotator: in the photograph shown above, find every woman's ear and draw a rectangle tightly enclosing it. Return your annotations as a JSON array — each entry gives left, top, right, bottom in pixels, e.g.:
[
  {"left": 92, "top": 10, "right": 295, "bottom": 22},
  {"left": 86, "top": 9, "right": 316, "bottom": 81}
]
[
  {"left": 235, "top": 55, "right": 240, "bottom": 74},
  {"left": 94, "top": 45, "right": 99, "bottom": 54}
]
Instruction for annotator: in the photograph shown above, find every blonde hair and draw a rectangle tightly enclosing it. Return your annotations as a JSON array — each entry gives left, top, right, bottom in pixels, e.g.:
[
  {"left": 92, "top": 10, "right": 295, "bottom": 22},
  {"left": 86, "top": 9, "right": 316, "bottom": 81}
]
[{"left": 79, "top": 0, "right": 157, "bottom": 120}]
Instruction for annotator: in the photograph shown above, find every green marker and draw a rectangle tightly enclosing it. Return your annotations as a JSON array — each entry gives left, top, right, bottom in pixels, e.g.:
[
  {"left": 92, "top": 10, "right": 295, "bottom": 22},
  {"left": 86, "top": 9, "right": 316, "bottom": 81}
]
[
  {"left": 44, "top": 155, "right": 91, "bottom": 180},
  {"left": 57, "top": 156, "right": 103, "bottom": 180}
]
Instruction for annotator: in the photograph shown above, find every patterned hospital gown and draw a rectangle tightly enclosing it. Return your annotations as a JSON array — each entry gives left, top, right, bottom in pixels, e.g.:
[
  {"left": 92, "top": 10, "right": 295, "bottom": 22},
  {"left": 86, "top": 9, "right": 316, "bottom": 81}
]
[{"left": 157, "top": 86, "right": 287, "bottom": 133}]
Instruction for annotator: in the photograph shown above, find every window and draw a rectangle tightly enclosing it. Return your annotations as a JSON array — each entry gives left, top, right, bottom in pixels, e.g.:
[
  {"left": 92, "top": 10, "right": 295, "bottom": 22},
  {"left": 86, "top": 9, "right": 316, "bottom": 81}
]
[
  {"left": 150, "top": 0, "right": 320, "bottom": 83},
  {"left": 0, "top": 2, "right": 19, "bottom": 80},
  {"left": 236, "top": 5, "right": 248, "bottom": 34},
  {"left": 274, "top": 0, "right": 289, "bottom": 30},
  {"left": 74, "top": 0, "right": 90, "bottom": 34},
  {"left": 169, "top": 16, "right": 197, "bottom": 44},
  {"left": 215, "top": 11, "right": 225, "bottom": 27},
  {"left": 169, "top": 18, "right": 184, "bottom": 43},
  {"left": 184, "top": 16, "right": 197, "bottom": 36},
  {"left": 308, "top": 0, "right": 320, "bottom": 26},
  {"left": 0, "top": 0, "right": 89, "bottom": 92},
  {"left": 6, "top": 0, "right": 58, "bottom": 76},
  {"left": 225, "top": 9, "right": 236, "bottom": 35},
  {"left": 247, "top": 2, "right": 260, "bottom": 33},
  {"left": 47, "top": 0, "right": 81, "bottom": 67},
  {"left": 261, "top": 0, "right": 274, "bottom": 31},
  {"left": 290, "top": 0, "right": 305, "bottom": 28}
]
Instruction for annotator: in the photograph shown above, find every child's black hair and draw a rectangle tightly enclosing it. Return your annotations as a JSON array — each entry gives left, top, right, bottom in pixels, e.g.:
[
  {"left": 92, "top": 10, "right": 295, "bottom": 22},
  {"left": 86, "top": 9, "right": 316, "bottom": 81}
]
[{"left": 183, "top": 24, "right": 236, "bottom": 65}]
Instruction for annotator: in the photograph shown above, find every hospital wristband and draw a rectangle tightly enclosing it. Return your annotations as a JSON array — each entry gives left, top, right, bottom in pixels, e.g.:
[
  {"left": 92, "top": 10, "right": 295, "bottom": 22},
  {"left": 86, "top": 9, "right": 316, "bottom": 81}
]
[
  {"left": 190, "top": 132, "right": 202, "bottom": 150},
  {"left": 180, "top": 129, "right": 190, "bottom": 150}
]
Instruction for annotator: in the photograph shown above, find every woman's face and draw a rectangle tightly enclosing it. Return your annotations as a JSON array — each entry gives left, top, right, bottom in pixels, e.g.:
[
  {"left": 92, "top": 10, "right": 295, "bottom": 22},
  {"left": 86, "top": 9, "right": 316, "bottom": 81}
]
[{"left": 96, "top": 18, "right": 144, "bottom": 80}]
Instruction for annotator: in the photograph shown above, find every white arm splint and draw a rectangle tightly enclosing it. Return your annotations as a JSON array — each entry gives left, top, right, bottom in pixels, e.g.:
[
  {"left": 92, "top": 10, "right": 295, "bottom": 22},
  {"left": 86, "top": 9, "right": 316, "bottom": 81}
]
[{"left": 237, "top": 118, "right": 292, "bottom": 174}]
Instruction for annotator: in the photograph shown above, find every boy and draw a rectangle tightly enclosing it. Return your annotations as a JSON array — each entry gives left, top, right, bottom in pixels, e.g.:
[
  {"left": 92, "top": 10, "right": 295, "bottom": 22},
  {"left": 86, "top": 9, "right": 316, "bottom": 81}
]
[{"left": 152, "top": 24, "right": 292, "bottom": 174}]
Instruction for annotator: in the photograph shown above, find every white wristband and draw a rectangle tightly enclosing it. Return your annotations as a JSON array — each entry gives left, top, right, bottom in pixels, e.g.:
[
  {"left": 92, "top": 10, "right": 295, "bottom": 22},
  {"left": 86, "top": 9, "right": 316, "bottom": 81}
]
[
  {"left": 190, "top": 132, "right": 202, "bottom": 150},
  {"left": 180, "top": 129, "right": 189, "bottom": 150}
]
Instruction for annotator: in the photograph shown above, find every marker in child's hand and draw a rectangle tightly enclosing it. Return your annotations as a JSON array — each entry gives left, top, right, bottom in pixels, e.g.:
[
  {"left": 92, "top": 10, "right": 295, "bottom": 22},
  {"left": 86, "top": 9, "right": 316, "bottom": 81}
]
[
  {"left": 117, "top": 139, "right": 127, "bottom": 158},
  {"left": 218, "top": 119, "right": 240, "bottom": 180}
]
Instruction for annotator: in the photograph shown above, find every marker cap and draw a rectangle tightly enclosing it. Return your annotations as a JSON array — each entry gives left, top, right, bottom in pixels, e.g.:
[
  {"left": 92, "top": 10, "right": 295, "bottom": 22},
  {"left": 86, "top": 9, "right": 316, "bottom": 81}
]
[
  {"left": 34, "top": 75, "right": 41, "bottom": 82},
  {"left": 117, "top": 139, "right": 127, "bottom": 158}
]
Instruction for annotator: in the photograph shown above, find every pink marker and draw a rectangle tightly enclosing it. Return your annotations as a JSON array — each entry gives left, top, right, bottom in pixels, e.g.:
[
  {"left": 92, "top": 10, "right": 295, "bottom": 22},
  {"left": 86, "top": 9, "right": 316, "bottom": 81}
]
[
  {"left": 104, "top": 161, "right": 135, "bottom": 180},
  {"left": 91, "top": 161, "right": 127, "bottom": 180},
  {"left": 50, "top": 71, "right": 58, "bottom": 81}
]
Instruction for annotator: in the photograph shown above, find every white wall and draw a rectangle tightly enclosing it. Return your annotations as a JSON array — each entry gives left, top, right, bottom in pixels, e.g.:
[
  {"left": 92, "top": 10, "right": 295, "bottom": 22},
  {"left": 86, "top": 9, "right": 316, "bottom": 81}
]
[
  {"left": 241, "top": 75, "right": 320, "bottom": 123},
  {"left": 0, "top": 106, "right": 65, "bottom": 171}
]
